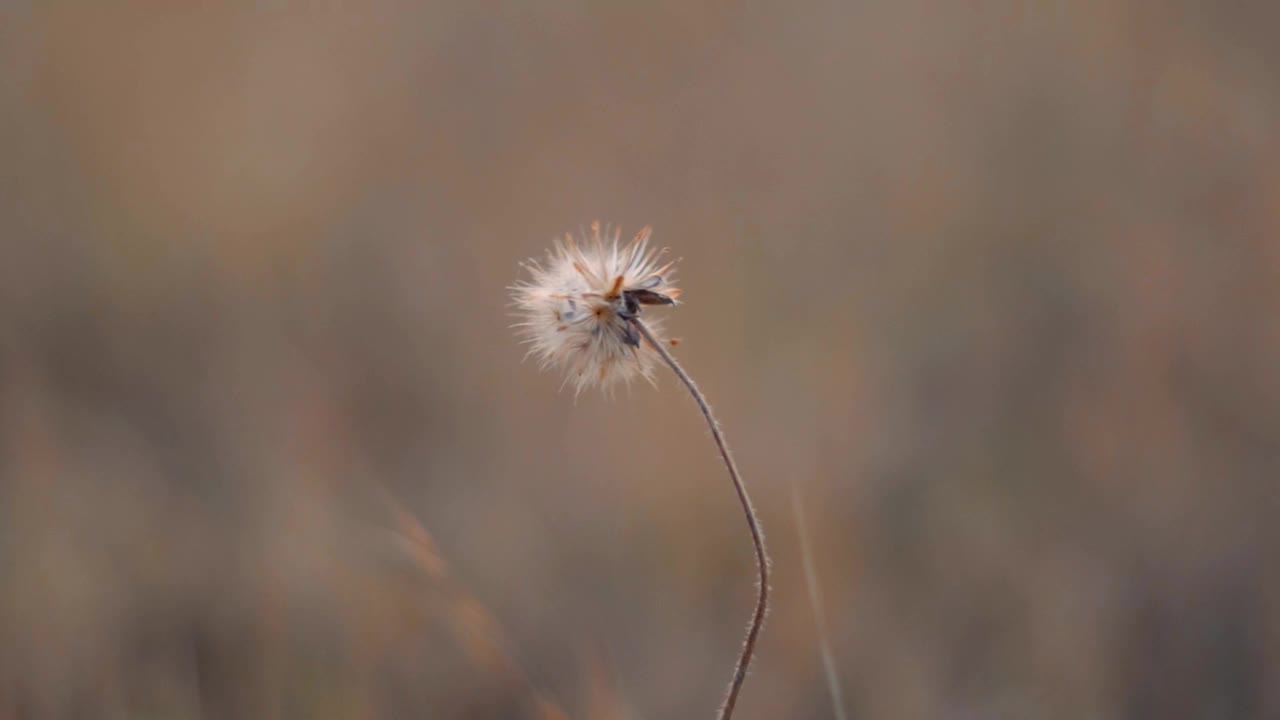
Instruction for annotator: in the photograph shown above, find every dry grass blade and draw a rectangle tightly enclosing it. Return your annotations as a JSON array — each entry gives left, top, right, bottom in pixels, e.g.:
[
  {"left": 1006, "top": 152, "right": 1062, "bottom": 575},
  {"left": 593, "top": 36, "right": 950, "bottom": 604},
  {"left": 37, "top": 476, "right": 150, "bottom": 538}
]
[{"left": 792, "top": 485, "right": 849, "bottom": 720}]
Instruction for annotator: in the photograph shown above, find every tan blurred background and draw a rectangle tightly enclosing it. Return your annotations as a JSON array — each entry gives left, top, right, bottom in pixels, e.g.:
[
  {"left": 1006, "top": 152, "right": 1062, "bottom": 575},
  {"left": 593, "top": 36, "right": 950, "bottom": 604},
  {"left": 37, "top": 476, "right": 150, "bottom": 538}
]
[{"left": 2, "top": 2, "right": 1278, "bottom": 718}]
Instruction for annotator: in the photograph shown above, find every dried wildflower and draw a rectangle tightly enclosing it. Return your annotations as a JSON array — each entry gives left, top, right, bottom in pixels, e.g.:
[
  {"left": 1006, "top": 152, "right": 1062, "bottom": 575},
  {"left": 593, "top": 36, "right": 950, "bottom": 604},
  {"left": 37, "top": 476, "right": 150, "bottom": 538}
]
[
  {"left": 511, "top": 222, "right": 769, "bottom": 720},
  {"left": 511, "top": 222, "right": 680, "bottom": 394}
]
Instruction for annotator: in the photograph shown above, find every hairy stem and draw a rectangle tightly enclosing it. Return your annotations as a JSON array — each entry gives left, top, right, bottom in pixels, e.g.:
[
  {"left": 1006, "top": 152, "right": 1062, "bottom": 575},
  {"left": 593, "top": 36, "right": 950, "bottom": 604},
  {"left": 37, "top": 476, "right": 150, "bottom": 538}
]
[{"left": 632, "top": 318, "right": 770, "bottom": 720}]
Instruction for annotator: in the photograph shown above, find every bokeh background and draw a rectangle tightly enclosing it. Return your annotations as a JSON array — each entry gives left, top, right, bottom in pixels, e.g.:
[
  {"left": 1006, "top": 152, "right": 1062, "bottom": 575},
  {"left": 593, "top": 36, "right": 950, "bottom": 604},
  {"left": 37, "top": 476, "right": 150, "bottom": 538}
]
[{"left": 2, "top": 2, "right": 1278, "bottom": 718}]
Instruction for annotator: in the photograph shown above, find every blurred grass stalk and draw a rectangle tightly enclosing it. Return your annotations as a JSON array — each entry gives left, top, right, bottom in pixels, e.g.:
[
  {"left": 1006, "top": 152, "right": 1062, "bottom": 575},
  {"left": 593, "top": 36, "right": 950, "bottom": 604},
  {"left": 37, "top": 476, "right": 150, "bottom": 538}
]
[{"left": 793, "top": 485, "right": 849, "bottom": 720}]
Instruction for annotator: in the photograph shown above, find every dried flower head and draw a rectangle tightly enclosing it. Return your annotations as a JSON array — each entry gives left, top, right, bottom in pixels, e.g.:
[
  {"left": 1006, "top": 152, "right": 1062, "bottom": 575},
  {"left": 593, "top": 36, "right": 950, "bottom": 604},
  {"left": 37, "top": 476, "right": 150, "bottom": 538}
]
[
  {"left": 511, "top": 223, "right": 769, "bottom": 719},
  {"left": 511, "top": 222, "right": 680, "bottom": 393}
]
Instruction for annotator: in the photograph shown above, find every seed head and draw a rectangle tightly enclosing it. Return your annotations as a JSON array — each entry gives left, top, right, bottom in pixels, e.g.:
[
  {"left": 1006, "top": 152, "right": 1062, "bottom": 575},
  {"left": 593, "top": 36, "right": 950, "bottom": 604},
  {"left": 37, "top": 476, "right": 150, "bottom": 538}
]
[{"left": 511, "top": 222, "right": 680, "bottom": 394}]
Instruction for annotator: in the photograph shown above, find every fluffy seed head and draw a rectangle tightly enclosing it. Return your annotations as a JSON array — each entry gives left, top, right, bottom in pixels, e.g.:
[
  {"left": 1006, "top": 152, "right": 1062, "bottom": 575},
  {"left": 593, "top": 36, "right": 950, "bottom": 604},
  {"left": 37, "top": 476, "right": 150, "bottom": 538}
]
[{"left": 511, "top": 222, "right": 680, "bottom": 394}]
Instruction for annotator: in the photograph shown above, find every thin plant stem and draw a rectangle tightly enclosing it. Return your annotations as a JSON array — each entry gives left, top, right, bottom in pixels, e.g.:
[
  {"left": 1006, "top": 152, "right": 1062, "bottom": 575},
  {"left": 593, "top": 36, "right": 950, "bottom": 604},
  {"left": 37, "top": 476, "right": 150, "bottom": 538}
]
[
  {"left": 631, "top": 317, "right": 770, "bottom": 720},
  {"left": 791, "top": 485, "right": 849, "bottom": 720}
]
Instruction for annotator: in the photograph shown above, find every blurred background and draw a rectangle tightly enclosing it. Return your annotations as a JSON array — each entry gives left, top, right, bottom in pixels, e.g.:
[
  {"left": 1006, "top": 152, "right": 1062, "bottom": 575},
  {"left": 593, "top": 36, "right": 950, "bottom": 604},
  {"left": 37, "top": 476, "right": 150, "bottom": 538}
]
[{"left": 1, "top": 2, "right": 1278, "bottom": 718}]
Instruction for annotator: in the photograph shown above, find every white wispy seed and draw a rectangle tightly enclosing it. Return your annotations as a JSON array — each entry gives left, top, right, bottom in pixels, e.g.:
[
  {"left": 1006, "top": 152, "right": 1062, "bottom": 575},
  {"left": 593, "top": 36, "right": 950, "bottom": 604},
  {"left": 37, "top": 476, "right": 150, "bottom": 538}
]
[{"left": 511, "top": 222, "right": 680, "bottom": 394}]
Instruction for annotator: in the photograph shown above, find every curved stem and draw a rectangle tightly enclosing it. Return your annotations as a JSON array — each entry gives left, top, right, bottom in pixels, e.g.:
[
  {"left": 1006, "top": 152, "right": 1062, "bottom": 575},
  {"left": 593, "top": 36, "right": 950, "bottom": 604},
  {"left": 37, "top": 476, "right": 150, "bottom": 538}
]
[{"left": 632, "top": 318, "right": 769, "bottom": 720}]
